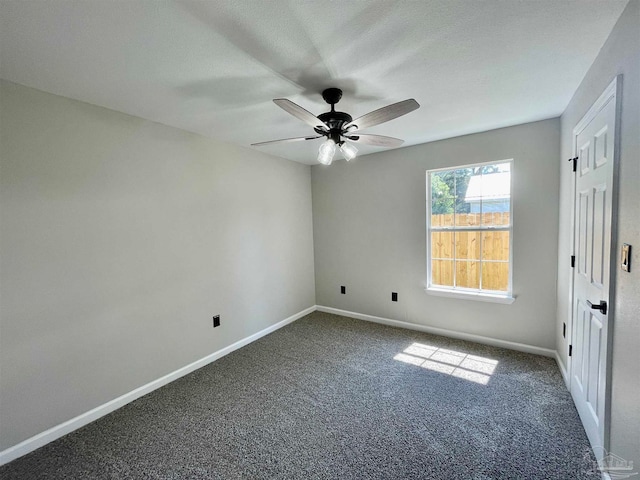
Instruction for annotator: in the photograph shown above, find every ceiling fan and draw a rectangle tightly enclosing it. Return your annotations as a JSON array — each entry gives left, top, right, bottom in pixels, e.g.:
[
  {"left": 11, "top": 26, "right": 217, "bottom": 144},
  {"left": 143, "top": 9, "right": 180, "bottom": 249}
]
[{"left": 252, "top": 88, "right": 420, "bottom": 165}]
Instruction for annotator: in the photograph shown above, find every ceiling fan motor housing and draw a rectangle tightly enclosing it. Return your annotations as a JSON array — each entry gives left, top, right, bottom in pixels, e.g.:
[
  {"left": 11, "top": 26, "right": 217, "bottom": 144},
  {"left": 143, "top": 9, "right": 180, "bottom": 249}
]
[{"left": 316, "top": 110, "right": 352, "bottom": 138}]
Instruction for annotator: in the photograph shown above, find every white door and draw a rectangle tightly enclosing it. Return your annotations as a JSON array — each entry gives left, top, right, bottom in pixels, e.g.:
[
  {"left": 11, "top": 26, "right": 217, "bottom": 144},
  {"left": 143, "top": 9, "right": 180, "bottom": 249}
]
[{"left": 570, "top": 78, "right": 618, "bottom": 451}]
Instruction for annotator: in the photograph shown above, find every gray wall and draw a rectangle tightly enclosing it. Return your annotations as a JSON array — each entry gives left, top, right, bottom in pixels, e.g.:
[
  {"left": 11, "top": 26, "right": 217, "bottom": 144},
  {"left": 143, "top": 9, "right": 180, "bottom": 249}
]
[
  {"left": 312, "top": 118, "right": 560, "bottom": 349},
  {"left": 556, "top": 0, "right": 639, "bottom": 465},
  {"left": 0, "top": 81, "right": 316, "bottom": 450}
]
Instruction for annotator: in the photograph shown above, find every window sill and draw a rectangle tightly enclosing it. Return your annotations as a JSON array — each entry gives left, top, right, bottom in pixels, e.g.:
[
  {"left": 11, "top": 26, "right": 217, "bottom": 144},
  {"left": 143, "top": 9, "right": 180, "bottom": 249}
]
[{"left": 425, "top": 287, "right": 516, "bottom": 304}]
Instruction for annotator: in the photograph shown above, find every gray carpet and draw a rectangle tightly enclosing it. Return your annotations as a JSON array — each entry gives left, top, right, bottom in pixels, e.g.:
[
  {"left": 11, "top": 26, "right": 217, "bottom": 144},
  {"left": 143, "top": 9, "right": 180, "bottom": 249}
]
[{"left": 1, "top": 312, "right": 599, "bottom": 479}]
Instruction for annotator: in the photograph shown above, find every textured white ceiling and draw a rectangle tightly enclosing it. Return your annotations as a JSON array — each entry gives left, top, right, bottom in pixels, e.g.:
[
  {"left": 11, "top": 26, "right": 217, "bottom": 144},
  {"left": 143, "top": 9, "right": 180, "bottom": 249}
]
[{"left": 0, "top": 0, "right": 628, "bottom": 165}]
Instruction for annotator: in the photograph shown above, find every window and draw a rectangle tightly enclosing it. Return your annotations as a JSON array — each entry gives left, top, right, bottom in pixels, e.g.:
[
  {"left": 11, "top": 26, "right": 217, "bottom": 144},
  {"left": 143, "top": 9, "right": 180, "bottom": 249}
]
[{"left": 426, "top": 160, "right": 514, "bottom": 302}]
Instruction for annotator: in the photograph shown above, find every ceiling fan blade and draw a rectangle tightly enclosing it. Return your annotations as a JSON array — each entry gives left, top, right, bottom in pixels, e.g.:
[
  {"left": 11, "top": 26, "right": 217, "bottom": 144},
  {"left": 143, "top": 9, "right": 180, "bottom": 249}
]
[
  {"left": 273, "top": 99, "right": 329, "bottom": 131},
  {"left": 344, "top": 99, "right": 420, "bottom": 131},
  {"left": 344, "top": 134, "right": 405, "bottom": 148},
  {"left": 251, "top": 135, "right": 324, "bottom": 147}
]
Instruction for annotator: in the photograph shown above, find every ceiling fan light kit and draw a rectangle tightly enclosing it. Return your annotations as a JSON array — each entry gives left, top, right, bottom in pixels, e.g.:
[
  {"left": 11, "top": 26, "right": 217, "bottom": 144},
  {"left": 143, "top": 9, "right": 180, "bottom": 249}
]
[
  {"left": 318, "top": 139, "right": 336, "bottom": 165},
  {"left": 339, "top": 141, "right": 358, "bottom": 161},
  {"left": 252, "top": 88, "right": 420, "bottom": 165}
]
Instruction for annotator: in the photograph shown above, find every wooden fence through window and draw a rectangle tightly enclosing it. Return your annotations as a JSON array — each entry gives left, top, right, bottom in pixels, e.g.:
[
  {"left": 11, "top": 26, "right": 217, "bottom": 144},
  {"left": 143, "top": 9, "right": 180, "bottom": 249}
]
[{"left": 430, "top": 213, "right": 510, "bottom": 291}]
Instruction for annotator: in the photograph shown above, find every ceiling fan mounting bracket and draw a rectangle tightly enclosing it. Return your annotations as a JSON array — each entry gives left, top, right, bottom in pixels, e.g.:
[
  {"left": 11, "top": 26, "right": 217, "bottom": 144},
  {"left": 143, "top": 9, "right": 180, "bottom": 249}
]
[{"left": 322, "top": 87, "right": 343, "bottom": 107}]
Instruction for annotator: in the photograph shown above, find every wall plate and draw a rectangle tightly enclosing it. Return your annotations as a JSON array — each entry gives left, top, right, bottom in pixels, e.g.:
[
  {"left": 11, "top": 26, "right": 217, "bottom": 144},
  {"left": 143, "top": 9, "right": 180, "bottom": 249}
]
[{"left": 621, "top": 244, "right": 631, "bottom": 272}]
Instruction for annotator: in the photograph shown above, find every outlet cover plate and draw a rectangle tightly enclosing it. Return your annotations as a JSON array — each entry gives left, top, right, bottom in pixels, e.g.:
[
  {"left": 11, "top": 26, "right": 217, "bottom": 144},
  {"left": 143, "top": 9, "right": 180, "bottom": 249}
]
[{"left": 621, "top": 244, "right": 631, "bottom": 272}]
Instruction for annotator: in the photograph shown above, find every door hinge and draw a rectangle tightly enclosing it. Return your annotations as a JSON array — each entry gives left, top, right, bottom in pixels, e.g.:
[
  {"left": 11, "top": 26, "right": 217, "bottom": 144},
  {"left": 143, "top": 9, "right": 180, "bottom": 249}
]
[
  {"left": 568, "top": 156, "right": 578, "bottom": 172},
  {"left": 571, "top": 255, "right": 576, "bottom": 268},
  {"left": 569, "top": 345, "right": 573, "bottom": 357}
]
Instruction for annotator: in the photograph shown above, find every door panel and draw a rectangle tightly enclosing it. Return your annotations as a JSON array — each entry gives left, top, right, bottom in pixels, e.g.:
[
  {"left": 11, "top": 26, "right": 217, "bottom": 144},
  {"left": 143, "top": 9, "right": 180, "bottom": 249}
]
[
  {"left": 578, "top": 191, "right": 589, "bottom": 276},
  {"left": 592, "top": 185, "right": 606, "bottom": 287},
  {"left": 579, "top": 141, "right": 591, "bottom": 175},
  {"left": 586, "top": 313, "right": 602, "bottom": 414},
  {"left": 574, "top": 302, "right": 586, "bottom": 391},
  {"left": 594, "top": 125, "right": 609, "bottom": 169}
]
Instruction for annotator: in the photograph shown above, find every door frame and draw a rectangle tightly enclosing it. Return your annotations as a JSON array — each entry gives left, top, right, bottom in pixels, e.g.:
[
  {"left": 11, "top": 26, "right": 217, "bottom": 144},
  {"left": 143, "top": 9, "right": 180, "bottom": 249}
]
[{"left": 567, "top": 75, "right": 622, "bottom": 456}]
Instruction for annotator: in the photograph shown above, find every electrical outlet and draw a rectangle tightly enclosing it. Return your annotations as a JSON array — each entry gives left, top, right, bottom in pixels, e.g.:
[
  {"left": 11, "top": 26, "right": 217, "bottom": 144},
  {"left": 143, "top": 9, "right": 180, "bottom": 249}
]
[
  {"left": 392, "top": 292, "right": 398, "bottom": 302},
  {"left": 341, "top": 286, "right": 346, "bottom": 294},
  {"left": 213, "top": 315, "right": 220, "bottom": 328}
]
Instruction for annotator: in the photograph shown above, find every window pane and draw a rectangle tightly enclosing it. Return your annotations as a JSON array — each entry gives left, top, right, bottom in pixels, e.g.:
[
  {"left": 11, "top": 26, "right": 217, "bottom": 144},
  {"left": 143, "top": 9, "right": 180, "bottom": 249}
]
[
  {"left": 431, "top": 200, "right": 454, "bottom": 227},
  {"left": 454, "top": 168, "right": 473, "bottom": 192},
  {"left": 455, "top": 202, "right": 480, "bottom": 226},
  {"left": 455, "top": 230, "right": 481, "bottom": 261},
  {"left": 481, "top": 262, "right": 509, "bottom": 291},
  {"left": 481, "top": 231, "right": 510, "bottom": 261},
  {"left": 431, "top": 171, "right": 451, "bottom": 194},
  {"left": 432, "top": 259, "right": 454, "bottom": 287},
  {"left": 453, "top": 168, "right": 473, "bottom": 226},
  {"left": 431, "top": 231, "right": 453, "bottom": 259},
  {"left": 431, "top": 173, "right": 454, "bottom": 216},
  {"left": 456, "top": 261, "right": 480, "bottom": 289},
  {"left": 479, "top": 166, "right": 510, "bottom": 226}
]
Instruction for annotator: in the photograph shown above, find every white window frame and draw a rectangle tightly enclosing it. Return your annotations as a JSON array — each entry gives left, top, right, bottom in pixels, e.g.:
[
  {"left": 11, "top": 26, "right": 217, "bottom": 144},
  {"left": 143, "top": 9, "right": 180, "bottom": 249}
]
[{"left": 426, "top": 159, "right": 515, "bottom": 304}]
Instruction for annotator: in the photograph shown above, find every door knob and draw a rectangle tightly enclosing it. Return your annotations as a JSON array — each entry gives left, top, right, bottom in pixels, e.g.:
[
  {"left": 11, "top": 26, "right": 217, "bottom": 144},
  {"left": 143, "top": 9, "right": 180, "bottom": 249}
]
[{"left": 587, "top": 300, "right": 607, "bottom": 315}]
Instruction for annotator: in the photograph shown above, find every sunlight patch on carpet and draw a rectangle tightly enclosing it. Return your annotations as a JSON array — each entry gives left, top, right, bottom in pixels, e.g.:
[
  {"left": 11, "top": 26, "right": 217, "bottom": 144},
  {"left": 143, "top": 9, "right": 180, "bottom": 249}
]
[{"left": 394, "top": 343, "right": 498, "bottom": 385}]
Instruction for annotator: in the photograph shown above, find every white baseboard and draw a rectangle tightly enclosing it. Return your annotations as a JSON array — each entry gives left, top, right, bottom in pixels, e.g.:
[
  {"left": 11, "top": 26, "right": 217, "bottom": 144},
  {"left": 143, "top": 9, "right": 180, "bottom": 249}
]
[
  {"left": 316, "top": 305, "right": 556, "bottom": 358},
  {"left": 0, "top": 305, "right": 316, "bottom": 466},
  {"left": 555, "top": 351, "right": 570, "bottom": 388}
]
